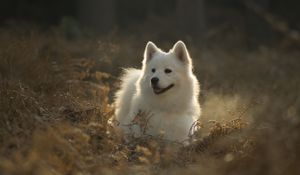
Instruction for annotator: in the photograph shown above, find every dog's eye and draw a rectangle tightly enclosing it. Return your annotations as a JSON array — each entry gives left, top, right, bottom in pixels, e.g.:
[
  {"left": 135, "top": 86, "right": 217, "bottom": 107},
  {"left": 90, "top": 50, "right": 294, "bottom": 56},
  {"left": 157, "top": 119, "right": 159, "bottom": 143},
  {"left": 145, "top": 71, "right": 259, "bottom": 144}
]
[
  {"left": 151, "top": 68, "right": 156, "bottom": 73},
  {"left": 164, "top": 68, "right": 172, "bottom": 74}
]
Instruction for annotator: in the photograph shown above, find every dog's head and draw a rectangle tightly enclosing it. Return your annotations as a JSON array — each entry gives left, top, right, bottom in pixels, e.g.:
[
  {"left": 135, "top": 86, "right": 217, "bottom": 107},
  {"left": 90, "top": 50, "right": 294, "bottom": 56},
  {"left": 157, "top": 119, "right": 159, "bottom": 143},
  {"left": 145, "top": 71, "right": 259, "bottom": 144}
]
[{"left": 141, "top": 41, "right": 193, "bottom": 95}]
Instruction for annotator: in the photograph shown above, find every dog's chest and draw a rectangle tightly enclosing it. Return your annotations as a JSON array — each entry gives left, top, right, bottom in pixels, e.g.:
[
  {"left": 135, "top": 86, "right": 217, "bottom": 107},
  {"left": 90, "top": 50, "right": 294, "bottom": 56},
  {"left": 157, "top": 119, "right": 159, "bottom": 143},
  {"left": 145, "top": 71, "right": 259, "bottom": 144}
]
[{"left": 146, "top": 111, "right": 195, "bottom": 141}]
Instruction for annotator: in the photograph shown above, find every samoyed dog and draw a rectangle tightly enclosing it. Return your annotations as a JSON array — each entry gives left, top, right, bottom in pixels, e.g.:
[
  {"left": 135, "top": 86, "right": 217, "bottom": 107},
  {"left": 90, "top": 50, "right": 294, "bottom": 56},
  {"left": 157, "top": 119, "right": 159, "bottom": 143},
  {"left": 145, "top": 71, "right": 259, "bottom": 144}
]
[{"left": 113, "top": 41, "right": 201, "bottom": 142}]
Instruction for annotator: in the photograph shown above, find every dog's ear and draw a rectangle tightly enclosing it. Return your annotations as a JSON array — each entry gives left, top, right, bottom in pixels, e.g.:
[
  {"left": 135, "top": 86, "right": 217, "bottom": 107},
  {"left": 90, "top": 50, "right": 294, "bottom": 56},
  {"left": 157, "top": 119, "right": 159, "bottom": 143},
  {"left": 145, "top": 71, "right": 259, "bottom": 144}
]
[
  {"left": 144, "top": 41, "right": 158, "bottom": 63},
  {"left": 172, "top": 41, "right": 191, "bottom": 64}
]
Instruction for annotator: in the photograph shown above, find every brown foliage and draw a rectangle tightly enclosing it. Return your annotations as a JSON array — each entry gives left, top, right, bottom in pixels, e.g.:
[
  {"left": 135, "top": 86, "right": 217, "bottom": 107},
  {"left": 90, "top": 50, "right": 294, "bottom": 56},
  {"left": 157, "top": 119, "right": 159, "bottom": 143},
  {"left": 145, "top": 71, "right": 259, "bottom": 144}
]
[{"left": 0, "top": 25, "right": 300, "bottom": 175}]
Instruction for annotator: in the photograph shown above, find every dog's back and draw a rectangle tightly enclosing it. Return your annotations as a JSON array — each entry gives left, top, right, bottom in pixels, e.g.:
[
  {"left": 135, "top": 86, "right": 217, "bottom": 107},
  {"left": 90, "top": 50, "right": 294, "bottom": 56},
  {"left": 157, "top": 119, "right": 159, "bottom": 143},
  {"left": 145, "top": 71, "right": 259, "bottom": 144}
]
[{"left": 114, "top": 68, "right": 141, "bottom": 124}]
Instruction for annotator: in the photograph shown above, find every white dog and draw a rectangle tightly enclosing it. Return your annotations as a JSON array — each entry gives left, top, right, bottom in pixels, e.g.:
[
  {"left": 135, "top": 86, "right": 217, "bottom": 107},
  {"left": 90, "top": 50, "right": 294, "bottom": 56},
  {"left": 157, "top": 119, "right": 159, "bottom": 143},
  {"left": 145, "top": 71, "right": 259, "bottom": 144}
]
[{"left": 113, "top": 41, "right": 201, "bottom": 142}]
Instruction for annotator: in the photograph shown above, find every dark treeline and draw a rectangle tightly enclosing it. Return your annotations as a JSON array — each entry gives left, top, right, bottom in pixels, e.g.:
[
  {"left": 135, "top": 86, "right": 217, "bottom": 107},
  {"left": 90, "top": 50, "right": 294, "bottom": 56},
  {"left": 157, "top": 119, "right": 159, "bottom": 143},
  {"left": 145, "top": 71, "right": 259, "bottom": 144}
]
[{"left": 0, "top": 0, "right": 299, "bottom": 44}]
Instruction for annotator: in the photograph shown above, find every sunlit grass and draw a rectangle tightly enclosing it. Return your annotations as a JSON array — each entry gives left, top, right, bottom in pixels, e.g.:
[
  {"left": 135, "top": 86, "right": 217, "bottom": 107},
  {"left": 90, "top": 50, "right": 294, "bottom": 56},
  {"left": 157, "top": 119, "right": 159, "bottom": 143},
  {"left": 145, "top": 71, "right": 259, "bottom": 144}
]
[{"left": 0, "top": 24, "right": 299, "bottom": 175}]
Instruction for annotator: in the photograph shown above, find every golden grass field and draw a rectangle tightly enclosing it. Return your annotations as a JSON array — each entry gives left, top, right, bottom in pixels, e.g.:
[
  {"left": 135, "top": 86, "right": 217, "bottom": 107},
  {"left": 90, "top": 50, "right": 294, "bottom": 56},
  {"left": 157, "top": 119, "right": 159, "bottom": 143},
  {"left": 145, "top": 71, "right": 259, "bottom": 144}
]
[{"left": 0, "top": 24, "right": 300, "bottom": 175}]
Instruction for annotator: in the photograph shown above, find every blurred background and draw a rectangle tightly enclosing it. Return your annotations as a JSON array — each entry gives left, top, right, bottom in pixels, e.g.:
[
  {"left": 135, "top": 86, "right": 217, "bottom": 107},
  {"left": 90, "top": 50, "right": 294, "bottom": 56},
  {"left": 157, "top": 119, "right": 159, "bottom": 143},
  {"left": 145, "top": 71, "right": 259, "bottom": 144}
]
[{"left": 1, "top": 0, "right": 300, "bottom": 46}]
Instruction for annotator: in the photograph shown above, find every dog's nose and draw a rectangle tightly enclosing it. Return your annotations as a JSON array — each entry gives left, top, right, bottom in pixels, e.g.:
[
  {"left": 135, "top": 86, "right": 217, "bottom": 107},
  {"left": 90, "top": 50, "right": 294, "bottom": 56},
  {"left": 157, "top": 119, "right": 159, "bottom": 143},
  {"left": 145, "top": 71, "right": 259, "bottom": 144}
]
[{"left": 151, "top": 77, "right": 159, "bottom": 85}]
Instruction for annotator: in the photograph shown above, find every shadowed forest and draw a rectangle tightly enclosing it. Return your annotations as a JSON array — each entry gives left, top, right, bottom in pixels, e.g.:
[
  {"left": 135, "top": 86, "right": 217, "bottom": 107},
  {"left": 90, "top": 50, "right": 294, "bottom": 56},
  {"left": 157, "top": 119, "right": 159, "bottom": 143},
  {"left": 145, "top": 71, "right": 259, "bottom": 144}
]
[{"left": 0, "top": 0, "right": 300, "bottom": 174}]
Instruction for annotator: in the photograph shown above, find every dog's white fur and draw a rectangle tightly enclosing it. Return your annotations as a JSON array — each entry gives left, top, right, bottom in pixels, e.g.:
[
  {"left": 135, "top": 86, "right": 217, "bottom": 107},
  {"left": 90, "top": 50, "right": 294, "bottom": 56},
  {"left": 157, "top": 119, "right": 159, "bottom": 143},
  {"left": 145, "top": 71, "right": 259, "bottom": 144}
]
[{"left": 114, "top": 41, "right": 201, "bottom": 142}]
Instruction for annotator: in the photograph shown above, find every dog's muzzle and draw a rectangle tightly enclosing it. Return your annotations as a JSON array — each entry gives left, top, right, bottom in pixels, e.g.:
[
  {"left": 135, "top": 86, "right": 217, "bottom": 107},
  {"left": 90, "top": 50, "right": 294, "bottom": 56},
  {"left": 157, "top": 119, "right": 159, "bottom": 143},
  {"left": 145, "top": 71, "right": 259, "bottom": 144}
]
[{"left": 152, "top": 84, "right": 175, "bottom": 95}]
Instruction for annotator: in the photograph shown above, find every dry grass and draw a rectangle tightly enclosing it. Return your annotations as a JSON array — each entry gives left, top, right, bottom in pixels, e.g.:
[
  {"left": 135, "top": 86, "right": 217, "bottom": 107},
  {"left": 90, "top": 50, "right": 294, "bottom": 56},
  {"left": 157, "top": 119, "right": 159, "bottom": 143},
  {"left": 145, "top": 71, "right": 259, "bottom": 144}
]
[{"left": 0, "top": 24, "right": 300, "bottom": 175}]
